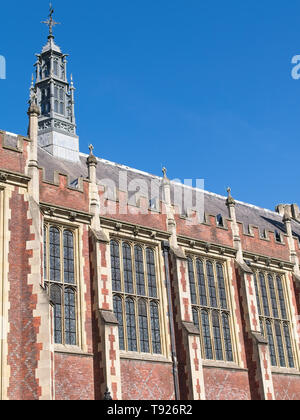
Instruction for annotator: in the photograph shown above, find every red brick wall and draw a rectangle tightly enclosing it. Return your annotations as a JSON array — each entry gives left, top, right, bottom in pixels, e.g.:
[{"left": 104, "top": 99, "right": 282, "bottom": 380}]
[
  {"left": 273, "top": 374, "right": 300, "bottom": 400},
  {"left": 121, "top": 359, "right": 175, "bottom": 400},
  {"left": 54, "top": 353, "right": 95, "bottom": 400},
  {"left": 0, "top": 133, "right": 29, "bottom": 174},
  {"left": 239, "top": 225, "right": 290, "bottom": 261},
  {"left": 39, "top": 172, "right": 90, "bottom": 213},
  {"left": 176, "top": 215, "right": 233, "bottom": 247},
  {"left": 7, "top": 189, "right": 41, "bottom": 400},
  {"left": 203, "top": 368, "right": 251, "bottom": 400}
]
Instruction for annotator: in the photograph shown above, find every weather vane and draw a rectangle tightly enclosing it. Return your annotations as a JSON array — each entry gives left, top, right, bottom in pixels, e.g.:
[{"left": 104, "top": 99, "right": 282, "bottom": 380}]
[{"left": 42, "top": 3, "right": 60, "bottom": 36}]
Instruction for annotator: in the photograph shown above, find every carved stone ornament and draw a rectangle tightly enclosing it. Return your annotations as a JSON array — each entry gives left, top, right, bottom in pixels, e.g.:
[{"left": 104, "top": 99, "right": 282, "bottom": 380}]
[
  {"left": 0, "top": 173, "right": 8, "bottom": 182},
  {"left": 205, "top": 243, "right": 211, "bottom": 253},
  {"left": 115, "top": 223, "right": 122, "bottom": 232}
]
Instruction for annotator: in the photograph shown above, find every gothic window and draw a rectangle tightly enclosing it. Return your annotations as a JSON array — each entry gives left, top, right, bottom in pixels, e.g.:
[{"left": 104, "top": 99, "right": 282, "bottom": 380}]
[
  {"left": 44, "top": 224, "right": 77, "bottom": 346},
  {"left": 54, "top": 85, "right": 65, "bottom": 115},
  {"left": 254, "top": 271, "right": 295, "bottom": 369},
  {"left": 41, "top": 87, "right": 50, "bottom": 116},
  {"left": 54, "top": 60, "right": 58, "bottom": 76},
  {"left": 44, "top": 63, "right": 50, "bottom": 78},
  {"left": 111, "top": 240, "right": 162, "bottom": 354},
  {"left": 187, "top": 256, "right": 234, "bottom": 362}
]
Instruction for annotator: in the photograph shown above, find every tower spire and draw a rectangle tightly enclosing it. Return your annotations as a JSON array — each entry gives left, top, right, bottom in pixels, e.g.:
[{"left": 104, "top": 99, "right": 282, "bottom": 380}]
[
  {"left": 33, "top": 4, "right": 79, "bottom": 162},
  {"left": 41, "top": 3, "right": 61, "bottom": 39}
]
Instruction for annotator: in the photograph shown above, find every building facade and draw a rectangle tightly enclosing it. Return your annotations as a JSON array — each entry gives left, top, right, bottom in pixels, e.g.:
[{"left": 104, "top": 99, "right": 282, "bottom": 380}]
[{"left": 0, "top": 9, "right": 300, "bottom": 400}]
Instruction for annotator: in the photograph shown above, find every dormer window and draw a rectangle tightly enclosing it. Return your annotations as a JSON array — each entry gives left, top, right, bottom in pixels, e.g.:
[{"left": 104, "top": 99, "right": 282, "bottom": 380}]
[
  {"left": 216, "top": 214, "right": 224, "bottom": 227},
  {"left": 260, "top": 230, "right": 267, "bottom": 239},
  {"left": 275, "top": 230, "right": 282, "bottom": 243},
  {"left": 149, "top": 198, "right": 158, "bottom": 211}
]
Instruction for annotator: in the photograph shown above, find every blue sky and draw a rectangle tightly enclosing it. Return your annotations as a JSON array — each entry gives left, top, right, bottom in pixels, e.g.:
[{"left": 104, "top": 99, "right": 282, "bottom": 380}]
[{"left": 0, "top": 0, "right": 300, "bottom": 211}]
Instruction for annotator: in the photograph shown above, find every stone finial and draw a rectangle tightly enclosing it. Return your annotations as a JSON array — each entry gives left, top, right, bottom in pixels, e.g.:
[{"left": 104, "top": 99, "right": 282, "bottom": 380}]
[
  {"left": 162, "top": 167, "right": 167, "bottom": 179},
  {"left": 226, "top": 187, "right": 235, "bottom": 206},
  {"left": 70, "top": 74, "right": 75, "bottom": 90},
  {"left": 87, "top": 144, "right": 97, "bottom": 165},
  {"left": 283, "top": 207, "right": 292, "bottom": 223},
  {"left": 28, "top": 78, "right": 40, "bottom": 116}
]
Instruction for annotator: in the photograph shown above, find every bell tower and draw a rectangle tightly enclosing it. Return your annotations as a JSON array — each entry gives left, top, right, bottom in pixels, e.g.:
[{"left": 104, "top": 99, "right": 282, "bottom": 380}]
[{"left": 33, "top": 4, "right": 79, "bottom": 162}]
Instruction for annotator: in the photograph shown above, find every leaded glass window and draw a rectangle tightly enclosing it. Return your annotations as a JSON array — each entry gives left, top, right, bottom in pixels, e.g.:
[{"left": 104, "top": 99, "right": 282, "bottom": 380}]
[
  {"left": 187, "top": 256, "right": 234, "bottom": 362},
  {"left": 44, "top": 224, "right": 78, "bottom": 346},
  {"left": 254, "top": 271, "right": 295, "bottom": 369},
  {"left": 111, "top": 240, "right": 162, "bottom": 354}
]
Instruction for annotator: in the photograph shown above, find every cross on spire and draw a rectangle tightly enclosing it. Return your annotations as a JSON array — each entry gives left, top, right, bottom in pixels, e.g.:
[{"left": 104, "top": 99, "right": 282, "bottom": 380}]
[{"left": 42, "top": 3, "right": 60, "bottom": 37}]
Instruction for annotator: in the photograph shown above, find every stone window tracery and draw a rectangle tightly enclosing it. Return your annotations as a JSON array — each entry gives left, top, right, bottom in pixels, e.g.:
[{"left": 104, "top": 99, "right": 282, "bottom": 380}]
[{"left": 110, "top": 240, "right": 162, "bottom": 355}]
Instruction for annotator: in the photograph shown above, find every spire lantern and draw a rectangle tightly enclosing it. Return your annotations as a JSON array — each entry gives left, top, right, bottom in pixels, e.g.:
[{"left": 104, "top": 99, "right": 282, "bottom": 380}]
[{"left": 32, "top": 4, "right": 79, "bottom": 162}]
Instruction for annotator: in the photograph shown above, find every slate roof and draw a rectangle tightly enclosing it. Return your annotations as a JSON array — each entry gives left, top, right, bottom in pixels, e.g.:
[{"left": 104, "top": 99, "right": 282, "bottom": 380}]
[{"left": 36, "top": 146, "right": 300, "bottom": 241}]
